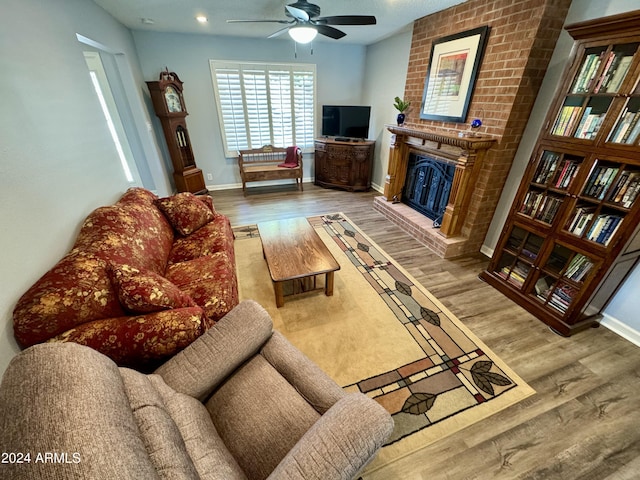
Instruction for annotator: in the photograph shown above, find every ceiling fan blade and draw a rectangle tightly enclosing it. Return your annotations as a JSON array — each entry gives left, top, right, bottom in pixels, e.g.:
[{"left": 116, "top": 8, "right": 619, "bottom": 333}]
[
  {"left": 268, "top": 26, "right": 291, "bottom": 38},
  {"left": 227, "top": 19, "right": 292, "bottom": 24},
  {"left": 315, "top": 15, "right": 377, "bottom": 26},
  {"left": 285, "top": 5, "right": 310, "bottom": 22},
  {"left": 315, "top": 24, "right": 346, "bottom": 40}
]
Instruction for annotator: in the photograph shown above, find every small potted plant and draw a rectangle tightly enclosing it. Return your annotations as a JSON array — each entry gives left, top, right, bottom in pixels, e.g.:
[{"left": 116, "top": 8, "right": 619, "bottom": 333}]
[{"left": 393, "top": 96, "right": 411, "bottom": 126}]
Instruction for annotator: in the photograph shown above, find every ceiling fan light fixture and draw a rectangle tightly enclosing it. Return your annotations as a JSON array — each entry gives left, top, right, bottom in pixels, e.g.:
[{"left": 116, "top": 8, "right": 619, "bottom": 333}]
[{"left": 289, "top": 26, "right": 317, "bottom": 44}]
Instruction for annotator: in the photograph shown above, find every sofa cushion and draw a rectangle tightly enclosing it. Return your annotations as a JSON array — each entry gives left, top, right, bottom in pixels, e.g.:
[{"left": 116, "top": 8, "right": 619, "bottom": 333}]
[
  {"left": 109, "top": 264, "right": 195, "bottom": 313},
  {"left": 156, "top": 193, "right": 214, "bottom": 236},
  {"left": 168, "top": 215, "right": 236, "bottom": 265},
  {"left": 165, "top": 253, "right": 238, "bottom": 322}
]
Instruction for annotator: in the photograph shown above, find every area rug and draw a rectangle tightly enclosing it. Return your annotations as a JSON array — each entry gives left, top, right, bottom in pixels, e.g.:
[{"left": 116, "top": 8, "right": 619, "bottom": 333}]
[{"left": 233, "top": 213, "right": 535, "bottom": 473}]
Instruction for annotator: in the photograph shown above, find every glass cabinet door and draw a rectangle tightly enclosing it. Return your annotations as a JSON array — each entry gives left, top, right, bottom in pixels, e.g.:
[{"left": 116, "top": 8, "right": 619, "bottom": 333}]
[
  {"left": 493, "top": 226, "right": 544, "bottom": 289},
  {"left": 533, "top": 243, "right": 596, "bottom": 314}
]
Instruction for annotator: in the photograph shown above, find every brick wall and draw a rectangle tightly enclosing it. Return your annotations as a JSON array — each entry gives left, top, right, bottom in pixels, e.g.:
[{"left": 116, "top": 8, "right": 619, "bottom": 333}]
[{"left": 401, "top": 0, "right": 572, "bottom": 255}]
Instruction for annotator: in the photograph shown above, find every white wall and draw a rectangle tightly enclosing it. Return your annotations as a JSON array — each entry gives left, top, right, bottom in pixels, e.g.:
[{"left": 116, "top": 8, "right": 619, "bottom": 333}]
[
  {"left": 482, "top": 0, "right": 640, "bottom": 343},
  {"left": 132, "top": 31, "right": 368, "bottom": 188},
  {"left": 0, "top": 0, "right": 170, "bottom": 374},
  {"left": 362, "top": 27, "right": 414, "bottom": 190}
]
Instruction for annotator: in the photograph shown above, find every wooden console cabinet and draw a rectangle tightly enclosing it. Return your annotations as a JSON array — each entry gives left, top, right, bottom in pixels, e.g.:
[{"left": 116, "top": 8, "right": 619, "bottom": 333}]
[{"left": 314, "top": 138, "right": 374, "bottom": 191}]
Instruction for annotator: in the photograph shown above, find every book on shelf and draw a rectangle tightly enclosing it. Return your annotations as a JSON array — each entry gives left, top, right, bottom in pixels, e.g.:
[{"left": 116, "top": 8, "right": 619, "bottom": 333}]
[
  {"left": 604, "top": 55, "right": 633, "bottom": 93},
  {"left": 621, "top": 176, "right": 640, "bottom": 208},
  {"left": 553, "top": 160, "right": 580, "bottom": 189},
  {"left": 565, "top": 206, "right": 596, "bottom": 236},
  {"left": 593, "top": 51, "right": 617, "bottom": 93},
  {"left": 534, "top": 195, "right": 563, "bottom": 224},
  {"left": 609, "top": 109, "right": 640, "bottom": 144},
  {"left": 552, "top": 106, "right": 582, "bottom": 136},
  {"left": 571, "top": 52, "right": 604, "bottom": 93},
  {"left": 546, "top": 283, "right": 579, "bottom": 313},
  {"left": 586, "top": 213, "right": 623, "bottom": 245},
  {"left": 564, "top": 253, "right": 594, "bottom": 282},
  {"left": 498, "top": 262, "right": 530, "bottom": 288},
  {"left": 533, "top": 151, "right": 560, "bottom": 184},
  {"left": 583, "top": 165, "right": 619, "bottom": 199},
  {"left": 574, "top": 112, "right": 605, "bottom": 140},
  {"left": 608, "top": 171, "right": 639, "bottom": 203}
]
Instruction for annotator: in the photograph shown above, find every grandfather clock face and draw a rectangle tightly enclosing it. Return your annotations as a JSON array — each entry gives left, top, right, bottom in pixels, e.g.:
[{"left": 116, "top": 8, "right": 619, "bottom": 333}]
[{"left": 164, "top": 85, "right": 183, "bottom": 113}]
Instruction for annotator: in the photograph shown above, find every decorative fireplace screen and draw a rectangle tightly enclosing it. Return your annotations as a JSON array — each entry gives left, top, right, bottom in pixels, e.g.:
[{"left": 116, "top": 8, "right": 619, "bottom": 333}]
[{"left": 402, "top": 153, "right": 455, "bottom": 225}]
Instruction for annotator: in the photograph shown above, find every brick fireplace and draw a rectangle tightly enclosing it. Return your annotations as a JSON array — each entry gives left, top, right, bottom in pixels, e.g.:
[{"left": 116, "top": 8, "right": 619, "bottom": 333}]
[
  {"left": 373, "top": 126, "right": 495, "bottom": 258},
  {"left": 373, "top": 0, "right": 572, "bottom": 258}
]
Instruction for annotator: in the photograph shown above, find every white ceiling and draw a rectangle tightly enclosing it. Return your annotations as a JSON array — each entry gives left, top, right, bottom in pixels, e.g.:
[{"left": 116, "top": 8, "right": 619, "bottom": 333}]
[{"left": 93, "top": 0, "right": 468, "bottom": 45}]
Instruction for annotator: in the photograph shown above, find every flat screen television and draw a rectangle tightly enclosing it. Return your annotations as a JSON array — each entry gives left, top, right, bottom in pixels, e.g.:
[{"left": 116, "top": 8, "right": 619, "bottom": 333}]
[{"left": 322, "top": 105, "right": 371, "bottom": 139}]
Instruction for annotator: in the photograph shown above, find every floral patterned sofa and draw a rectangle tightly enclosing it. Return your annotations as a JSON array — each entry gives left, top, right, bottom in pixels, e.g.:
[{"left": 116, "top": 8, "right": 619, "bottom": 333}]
[{"left": 13, "top": 187, "right": 238, "bottom": 370}]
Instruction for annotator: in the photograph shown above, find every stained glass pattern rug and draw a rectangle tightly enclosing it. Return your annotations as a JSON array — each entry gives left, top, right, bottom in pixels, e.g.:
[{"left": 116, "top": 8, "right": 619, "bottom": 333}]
[{"left": 233, "top": 213, "right": 535, "bottom": 472}]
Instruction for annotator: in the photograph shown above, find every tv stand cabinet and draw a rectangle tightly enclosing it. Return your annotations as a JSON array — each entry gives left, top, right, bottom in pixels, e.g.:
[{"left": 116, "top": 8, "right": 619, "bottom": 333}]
[{"left": 314, "top": 138, "right": 374, "bottom": 192}]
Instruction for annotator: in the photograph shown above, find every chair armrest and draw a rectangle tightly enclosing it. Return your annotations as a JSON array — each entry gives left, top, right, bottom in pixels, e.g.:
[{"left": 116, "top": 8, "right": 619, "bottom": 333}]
[
  {"left": 267, "top": 394, "right": 394, "bottom": 480},
  {"left": 261, "top": 331, "right": 346, "bottom": 414},
  {"left": 155, "top": 300, "right": 273, "bottom": 401}
]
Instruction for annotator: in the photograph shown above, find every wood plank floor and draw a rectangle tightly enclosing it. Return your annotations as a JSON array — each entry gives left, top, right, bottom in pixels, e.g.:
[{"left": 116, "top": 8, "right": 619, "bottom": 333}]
[{"left": 211, "top": 183, "right": 640, "bottom": 480}]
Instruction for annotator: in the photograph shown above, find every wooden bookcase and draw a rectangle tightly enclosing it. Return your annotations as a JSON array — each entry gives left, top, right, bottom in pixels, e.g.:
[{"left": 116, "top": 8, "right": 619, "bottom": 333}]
[{"left": 480, "top": 10, "right": 640, "bottom": 336}]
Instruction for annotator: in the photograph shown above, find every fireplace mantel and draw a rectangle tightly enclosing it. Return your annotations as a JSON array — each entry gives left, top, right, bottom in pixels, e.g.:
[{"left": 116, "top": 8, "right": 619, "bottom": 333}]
[{"left": 382, "top": 124, "right": 496, "bottom": 239}]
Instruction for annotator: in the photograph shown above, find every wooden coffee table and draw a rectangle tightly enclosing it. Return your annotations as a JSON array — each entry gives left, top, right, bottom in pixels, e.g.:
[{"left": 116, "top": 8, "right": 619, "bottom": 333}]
[{"left": 257, "top": 217, "right": 340, "bottom": 307}]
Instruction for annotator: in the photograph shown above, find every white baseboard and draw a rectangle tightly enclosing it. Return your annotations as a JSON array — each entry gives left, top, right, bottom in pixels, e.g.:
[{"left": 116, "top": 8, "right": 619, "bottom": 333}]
[
  {"left": 600, "top": 313, "right": 640, "bottom": 347},
  {"left": 370, "top": 182, "right": 384, "bottom": 193},
  {"left": 209, "top": 177, "right": 385, "bottom": 193},
  {"left": 207, "top": 176, "right": 314, "bottom": 191},
  {"left": 480, "top": 244, "right": 494, "bottom": 259}
]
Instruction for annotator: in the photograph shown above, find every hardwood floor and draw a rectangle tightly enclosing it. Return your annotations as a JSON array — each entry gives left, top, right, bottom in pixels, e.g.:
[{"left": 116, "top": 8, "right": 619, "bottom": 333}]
[{"left": 211, "top": 183, "right": 640, "bottom": 480}]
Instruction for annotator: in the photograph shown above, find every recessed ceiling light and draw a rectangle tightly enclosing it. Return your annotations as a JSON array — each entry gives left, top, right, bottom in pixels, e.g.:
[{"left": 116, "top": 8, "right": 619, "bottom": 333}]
[
  {"left": 140, "top": 18, "right": 155, "bottom": 25},
  {"left": 196, "top": 15, "right": 208, "bottom": 23}
]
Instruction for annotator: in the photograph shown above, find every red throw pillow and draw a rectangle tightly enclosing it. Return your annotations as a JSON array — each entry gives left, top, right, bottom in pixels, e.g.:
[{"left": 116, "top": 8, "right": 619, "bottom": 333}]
[
  {"left": 155, "top": 192, "right": 214, "bottom": 236},
  {"left": 108, "top": 264, "right": 195, "bottom": 313}
]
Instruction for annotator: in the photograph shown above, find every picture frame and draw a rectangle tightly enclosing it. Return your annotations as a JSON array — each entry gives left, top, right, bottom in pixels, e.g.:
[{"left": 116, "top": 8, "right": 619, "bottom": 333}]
[{"left": 420, "top": 26, "right": 490, "bottom": 123}]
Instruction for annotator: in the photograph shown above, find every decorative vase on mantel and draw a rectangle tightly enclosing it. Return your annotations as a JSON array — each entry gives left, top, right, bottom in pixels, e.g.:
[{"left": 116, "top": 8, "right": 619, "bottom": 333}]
[{"left": 393, "top": 96, "right": 410, "bottom": 127}]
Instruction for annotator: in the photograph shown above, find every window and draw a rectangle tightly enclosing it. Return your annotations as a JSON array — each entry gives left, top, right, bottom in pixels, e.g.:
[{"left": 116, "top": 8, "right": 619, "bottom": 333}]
[{"left": 210, "top": 60, "right": 316, "bottom": 157}]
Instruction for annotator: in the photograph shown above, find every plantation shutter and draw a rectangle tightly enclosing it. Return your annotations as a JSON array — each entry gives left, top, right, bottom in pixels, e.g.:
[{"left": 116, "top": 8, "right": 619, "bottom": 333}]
[{"left": 210, "top": 60, "right": 316, "bottom": 157}]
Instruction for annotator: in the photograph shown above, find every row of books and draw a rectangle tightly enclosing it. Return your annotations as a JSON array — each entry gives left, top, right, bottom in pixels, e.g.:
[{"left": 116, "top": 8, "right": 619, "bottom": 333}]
[
  {"left": 582, "top": 165, "right": 619, "bottom": 200},
  {"left": 565, "top": 206, "right": 596, "bottom": 236},
  {"left": 551, "top": 106, "right": 583, "bottom": 136},
  {"left": 497, "top": 262, "right": 531, "bottom": 288},
  {"left": 532, "top": 152, "right": 581, "bottom": 189},
  {"left": 563, "top": 253, "right": 594, "bottom": 282},
  {"left": 520, "top": 191, "right": 563, "bottom": 224},
  {"left": 573, "top": 109, "right": 605, "bottom": 140},
  {"left": 608, "top": 109, "right": 640, "bottom": 144},
  {"left": 607, "top": 170, "right": 640, "bottom": 206},
  {"left": 571, "top": 52, "right": 603, "bottom": 94},
  {"left": 596, "top": 53, "right": 634, "bottom": 94},
  {"left": 586, "top": 214, "right": 623, "bottom": 246},
  {"left": 542, "top": 283, "right": 579, "bottom": 313},
  {"left": 571, "top": 50, "right": 633, "bottom": 95}
]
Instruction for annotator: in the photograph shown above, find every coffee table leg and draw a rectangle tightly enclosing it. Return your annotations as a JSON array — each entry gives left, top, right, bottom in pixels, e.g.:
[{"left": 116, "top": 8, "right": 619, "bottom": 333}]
[
  {"left": 274, "top": 281, "right": 285, "bottom": 307},
  {"left": 325, "top": 271, "right": 334, "bottom": 297}
]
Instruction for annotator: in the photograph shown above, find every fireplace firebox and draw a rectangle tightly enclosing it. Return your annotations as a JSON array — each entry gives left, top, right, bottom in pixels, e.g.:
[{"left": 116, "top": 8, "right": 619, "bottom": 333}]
[{"left": 402, "top": 154, "right": 455, "bottom": 226}]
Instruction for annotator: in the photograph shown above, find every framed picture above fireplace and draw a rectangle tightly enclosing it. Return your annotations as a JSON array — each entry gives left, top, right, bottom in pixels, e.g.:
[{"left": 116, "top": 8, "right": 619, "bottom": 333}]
[{"left": 420, "top": 26, "right": 490, "bottom": 123}]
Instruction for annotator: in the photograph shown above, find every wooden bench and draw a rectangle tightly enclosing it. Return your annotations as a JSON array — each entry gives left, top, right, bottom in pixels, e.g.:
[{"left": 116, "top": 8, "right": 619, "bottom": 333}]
[{"left": 238, "top": 145, "right": 303, "bottom": 195}]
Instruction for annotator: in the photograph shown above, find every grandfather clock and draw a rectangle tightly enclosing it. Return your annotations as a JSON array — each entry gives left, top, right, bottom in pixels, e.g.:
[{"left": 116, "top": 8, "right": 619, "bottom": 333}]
[{"left": 146, "top": 69, "right": 207, "bottom": 194}]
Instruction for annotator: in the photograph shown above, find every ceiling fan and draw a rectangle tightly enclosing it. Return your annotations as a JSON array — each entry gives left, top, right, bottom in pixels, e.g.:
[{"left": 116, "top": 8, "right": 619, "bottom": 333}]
[{"left": 227, "top": 0, "right": 377, "bottom": 44}]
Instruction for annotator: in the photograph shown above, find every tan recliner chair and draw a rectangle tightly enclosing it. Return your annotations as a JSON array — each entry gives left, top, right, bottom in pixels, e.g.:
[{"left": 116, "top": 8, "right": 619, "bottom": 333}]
[{"left": 0, "top": 300, "right": 393, "bottom": 480}]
